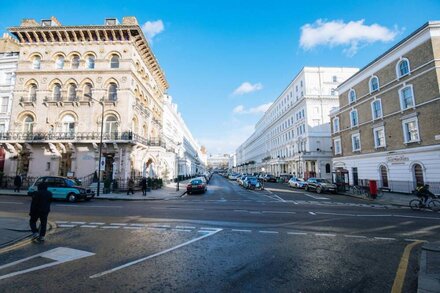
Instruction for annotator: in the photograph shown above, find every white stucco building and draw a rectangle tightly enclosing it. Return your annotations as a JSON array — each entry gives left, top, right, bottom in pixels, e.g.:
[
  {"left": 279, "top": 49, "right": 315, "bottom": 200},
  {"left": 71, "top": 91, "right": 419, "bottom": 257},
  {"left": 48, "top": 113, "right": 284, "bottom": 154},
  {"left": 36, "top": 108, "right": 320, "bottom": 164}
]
[{"left": 235, "top": 67, "right": 358, "bottom": 179}]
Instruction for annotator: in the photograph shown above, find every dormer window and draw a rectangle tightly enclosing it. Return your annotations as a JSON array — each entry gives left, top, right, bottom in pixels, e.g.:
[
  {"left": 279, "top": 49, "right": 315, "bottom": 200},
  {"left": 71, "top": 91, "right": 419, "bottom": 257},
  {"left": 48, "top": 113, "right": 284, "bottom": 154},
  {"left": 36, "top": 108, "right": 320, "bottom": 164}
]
[
  {"left": 105, "top": 18, "right": 118, "bottom": 26},
  {"left": 41, "top": 19, "right": 52, "bottom": 26}
]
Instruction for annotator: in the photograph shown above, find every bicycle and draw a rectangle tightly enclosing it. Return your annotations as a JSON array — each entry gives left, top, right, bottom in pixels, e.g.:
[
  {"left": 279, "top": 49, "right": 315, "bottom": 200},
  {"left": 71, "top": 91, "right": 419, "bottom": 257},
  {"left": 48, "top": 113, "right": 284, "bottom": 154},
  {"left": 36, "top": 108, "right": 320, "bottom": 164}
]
[
  {"left": 409, "top": 195, "right": 440, "bottom": 212},
  {"left": 350, "top": 185, "right": 369, "bottom": 197}
]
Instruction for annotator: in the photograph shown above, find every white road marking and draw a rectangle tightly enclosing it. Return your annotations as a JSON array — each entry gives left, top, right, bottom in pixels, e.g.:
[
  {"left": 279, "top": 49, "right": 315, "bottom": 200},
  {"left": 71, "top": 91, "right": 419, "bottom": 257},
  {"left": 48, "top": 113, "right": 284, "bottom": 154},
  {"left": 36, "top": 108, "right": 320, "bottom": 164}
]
[
  {"left": 57, "top": 224, "right": 76, "bottom": 228},
  {"left": 70, "top": 221, "right": 86, "bottom": 225},
  {"left": 309, "top": 212, "right": 316, "bottom": 215},
  {"left": 89, "top": 222, "right": 105, "bottom": 225},
  {"left": 287, "top": 232, "right": 307, "bottom": 235},
  {"left": 54, "top": 204, "right": 122, "bottom": 208},
  {"left": 102, "top": 226, "right": 120, "bottom": 229},
  {"left": 258, "top": 230, "right": 279, "bottom": 234},
  {"left": 129, "top": 223, "right": 147, "bottom": 227},
  {"left": 344, "top": 235, "right": 367, "bottom": 239},
  {"left": 171, "top": 229, "right": 192, "bottom": 232},
  {"left": 262, "top": 211, "right": 296, "bottom": 214},
  {"left": 176, "top": 226, "right": 195, "bottom": 229},
  {"left": 150, "top": 224, "right": 170, "bottom": 228},
  {"left": 0, "top": 247, "right": 94, "bottom": 280},
  {"left": 231, "top": 229, "right": 252, "bottom": 233},
  {"left": 374, "top": 237, "right": 396, "bottom": 240},
  {"left": 316, "top": 212, "right": 356, "bottom": 216},
  {"left": 0, "top": 201, "right": 23, "bottom": 205},
  {"left": 303, "top": 193, "right": 329, "bottom": 200},
  {"left": 200, "top": 227, "right": 221, "bottom": 230},
  {"left": 356, "top": 214, "right": 392, "bottom": 217},
  {"left": 123, "top": 226, "right": 143, "bottom": 230},
  {"left": 315, "top": 233, "right": 336, "bottom": 237},
  {"left": 234, "top": 210, "right": 247, "bottom": 212},
  {"left": 90, "top": 229, "right": 222, "bottom": 279},
  {"left": 405, "top": 239, "right": 423, "bottom": 242},
  {"left": 80, "top": 225, "right": 97, "bottom": 228},
  {"left": 55, "top": 221, "right": 69, "bottom": 224},
  {"left": 147, "top": 227, "right": 166, "bottom": 231},
  {"left": 110, "top": 223, "right": 127, "bottom": 226}
]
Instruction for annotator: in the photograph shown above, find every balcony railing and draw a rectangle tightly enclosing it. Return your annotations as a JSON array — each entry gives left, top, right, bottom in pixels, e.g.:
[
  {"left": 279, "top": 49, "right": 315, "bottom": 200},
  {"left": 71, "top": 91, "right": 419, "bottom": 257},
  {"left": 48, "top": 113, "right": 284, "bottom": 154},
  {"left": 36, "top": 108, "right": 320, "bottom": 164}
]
[{"left": 0, "top": 131, "right": 166, "bottom": 148}]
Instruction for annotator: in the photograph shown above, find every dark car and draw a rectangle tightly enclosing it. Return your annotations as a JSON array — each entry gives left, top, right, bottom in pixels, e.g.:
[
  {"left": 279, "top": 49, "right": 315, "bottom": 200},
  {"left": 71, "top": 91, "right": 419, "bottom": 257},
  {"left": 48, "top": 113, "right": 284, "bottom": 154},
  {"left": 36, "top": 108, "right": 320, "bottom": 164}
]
[
  {"left": 305, "top": 178, "right": 337, "bottom": 194},
  {"left": 28, "top": 176, "right": 95, "bottom": 202},
  {"left": 186, "top": 178, "right": 207, "bottom": 195},
  {"left": 264, "top": 174, "right": 277, "bottom": 182}
]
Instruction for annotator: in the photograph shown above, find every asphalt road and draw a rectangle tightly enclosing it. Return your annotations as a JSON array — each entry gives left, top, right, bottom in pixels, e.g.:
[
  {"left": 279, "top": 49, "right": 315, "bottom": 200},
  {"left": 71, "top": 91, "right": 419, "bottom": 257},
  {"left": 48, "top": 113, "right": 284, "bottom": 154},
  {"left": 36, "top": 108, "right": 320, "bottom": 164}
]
[{"left": 0, "top": 174, "right": 439, "bottom": 292}]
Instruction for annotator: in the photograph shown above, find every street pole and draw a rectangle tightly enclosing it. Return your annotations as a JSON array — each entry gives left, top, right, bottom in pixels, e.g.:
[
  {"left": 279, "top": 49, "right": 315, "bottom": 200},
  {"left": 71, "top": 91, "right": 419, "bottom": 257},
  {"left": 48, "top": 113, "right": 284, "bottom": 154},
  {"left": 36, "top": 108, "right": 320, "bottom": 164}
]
[
  {"left": 96, "top": 98, "right": 104, "bottom": 197},
  {"left": 176, "top": 154, "right": 180, "bottom": 191}
]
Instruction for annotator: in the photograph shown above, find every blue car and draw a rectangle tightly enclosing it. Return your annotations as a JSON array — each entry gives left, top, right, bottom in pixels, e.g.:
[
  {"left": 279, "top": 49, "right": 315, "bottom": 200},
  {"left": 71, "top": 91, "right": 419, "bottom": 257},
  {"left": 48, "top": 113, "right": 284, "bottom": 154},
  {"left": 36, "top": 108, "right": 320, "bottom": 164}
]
[{"left": 28, "top": 176, "right": 95, "bottom": 202}]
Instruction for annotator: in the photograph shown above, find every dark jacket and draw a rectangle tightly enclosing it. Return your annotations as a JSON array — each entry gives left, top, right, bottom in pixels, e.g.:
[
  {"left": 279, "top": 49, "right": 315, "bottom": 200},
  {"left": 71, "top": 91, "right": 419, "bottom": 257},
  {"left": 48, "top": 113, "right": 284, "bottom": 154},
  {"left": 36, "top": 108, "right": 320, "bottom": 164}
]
[
  {"left": 14, "top": 175, "right": 22, "bottom": 187},
  {"left": 141, "top": 178, "right": 147, "bottom": 189},
  {"left": 30, "top": 189, "right": 53, "bottom": 215}
]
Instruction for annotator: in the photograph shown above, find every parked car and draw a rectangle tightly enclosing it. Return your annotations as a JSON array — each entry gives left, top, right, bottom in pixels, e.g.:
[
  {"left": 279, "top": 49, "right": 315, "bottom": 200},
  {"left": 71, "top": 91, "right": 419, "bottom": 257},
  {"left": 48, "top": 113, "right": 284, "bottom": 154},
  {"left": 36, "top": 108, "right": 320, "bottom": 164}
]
[
  {"left": 279, "top": 174, "right": 291, "bottom": 183},
  {"left": 243, "top": 177, "right": 263, "bottom": 190},
  {"left": 28, "top": 176, "right": 95, "bottom": 202},
  {"left": 237, "top": 175, "right": 248, "bottom": 186},
  {"left": 305, "top": 178, "right": 337, "bottom": 194},
  {"left": 228, "top": 173, "right": 240, "bottom": 180},
  {"left": 263, "top": 174, "right": 277, "bottom": 182},
  {"left": 288, "top": 177, "right": 307, "bottom": 188},
  {"left": 186, "top": 178, "right": 207, "bottom": 195}
]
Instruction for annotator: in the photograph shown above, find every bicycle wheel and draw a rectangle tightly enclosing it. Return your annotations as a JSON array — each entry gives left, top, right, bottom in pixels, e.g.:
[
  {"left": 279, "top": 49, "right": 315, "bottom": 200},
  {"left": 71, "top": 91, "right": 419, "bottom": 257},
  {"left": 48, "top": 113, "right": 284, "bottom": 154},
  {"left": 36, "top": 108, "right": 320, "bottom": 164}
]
[
  {"left": 409, "top": 199, "right": 421, "bottom": 211},
  {"left": 428, "top": 200, "right": 440, "bottom": 212}
]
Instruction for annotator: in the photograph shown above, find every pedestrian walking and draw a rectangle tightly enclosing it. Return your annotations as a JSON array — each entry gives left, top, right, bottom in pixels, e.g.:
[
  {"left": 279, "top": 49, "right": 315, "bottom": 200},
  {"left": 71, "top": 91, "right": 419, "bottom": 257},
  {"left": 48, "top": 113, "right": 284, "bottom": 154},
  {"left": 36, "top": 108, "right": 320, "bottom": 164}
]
[
  {"left": 127, "top": 178, "right": 135, "bottom": 195},
  {"left": 141, "top": 177, "right": 147, "bottom": 196},
  {"left": 14, "top": 174, "right": 22, "bottom": 192},
  {"left": 29, "top": 182, "right": 52, "bottom": 242}
]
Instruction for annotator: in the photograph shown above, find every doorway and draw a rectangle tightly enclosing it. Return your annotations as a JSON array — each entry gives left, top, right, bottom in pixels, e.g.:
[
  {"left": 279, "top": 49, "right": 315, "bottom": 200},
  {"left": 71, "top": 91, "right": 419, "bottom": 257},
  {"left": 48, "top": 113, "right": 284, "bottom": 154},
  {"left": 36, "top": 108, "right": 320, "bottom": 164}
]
[{"left": 59, "top": 153, "right": 72, "bottom": 177}]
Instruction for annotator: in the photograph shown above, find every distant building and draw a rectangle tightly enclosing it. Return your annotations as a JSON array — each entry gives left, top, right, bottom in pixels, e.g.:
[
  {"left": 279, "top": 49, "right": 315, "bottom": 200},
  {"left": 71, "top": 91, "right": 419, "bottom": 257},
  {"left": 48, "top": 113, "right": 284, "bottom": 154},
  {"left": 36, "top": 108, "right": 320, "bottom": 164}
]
[
  {"left": 235, "top": 67, "right": 358, "bottom": 179},
  {"left": 331, "top": 21, "right": 440, "bottom": 193},
  {"left": 0, "top": 34, "right": 19, "bottom": 172},
  {"left": 207, "top": 153, "right": 229, "bottom": 170}
]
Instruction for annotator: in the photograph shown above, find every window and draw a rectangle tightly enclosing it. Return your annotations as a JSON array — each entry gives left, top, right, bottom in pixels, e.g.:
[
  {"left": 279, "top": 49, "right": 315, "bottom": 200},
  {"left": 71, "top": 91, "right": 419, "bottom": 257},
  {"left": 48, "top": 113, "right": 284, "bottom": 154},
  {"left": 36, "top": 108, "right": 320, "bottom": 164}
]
[
  {"left": 32, "top": 56, "right": 41, "bottom": 69},
  {"left": 67, "top": 84, "right": 77, "bottom": 101},
  {"left": 348, "top": 89, "right": 356, "bottom": 104},
  {"left": 108, "top": 83, "right": 117, "bottom": 101},
  {"left": 71, "top": 55, "right": 80, "bottom": 69},
  {"left": 334, "top": 138, "right": 341, "bottom": 155},
  {"left": 380, "top": 165, "right": 389, "bottom": 188},
  {"left": 373, "top": 126, "right": 386, "bottom": 148},
  {"left": 397, "top": 58, "right": 410, "bottom": 77},
  {"left": 110, "top": 55, "right": 119, "bottom": 68},
  {"left": 53, "top": 83, "right": 61, "bottom": 101},
  {"left": 333, "top": 117, "right": 340, "bottom": 133},
  {"left": 83, "top": 83, "right": 92, "bottom": 100},
  {"left": 402, "top": 117, "right": 420, "bottom": 143},
  {"left": 332, "top": 76, "right": 337, "bottom": 82},
  {"left": 104, "top": 115, "right": 118, "bottom": 134},
  {"left": 413, "top": 164, "right": 424, "bottom": 186},
  {"left": 369, "top": 76, "right": 379, "bottom": 93},
  {"left": 325, "top": 163, "right": 331, "bottom": 173},
  {"left": 29, "top": 84, "right": 37, "bottom": 101},
  {"left": 331, "top": 88, "right": 336, "bottom": 96},
  {"left": 1, "top": 97, "right": 8, "bottom": 113},
  {"left": 350, "top": 109, "right": 358, "bottom": 127},
  {"left": 55, "top": 55, "right": 64, "bottom": 69},
  {"left": 62, "top": 114, "right": 75, "bottom": 133},
  {"left": 0, "top": 124, "right": 5, "bottom": 132},
  {"left": 371, "top": 99, "right": 382, "bottom": 119},
  {"left": 399, "top": 85, "right": 415, "bottom": 110},
  {"left": 86, "top": 55, "right": 95, "bottom": 69},
  {"left": 351, "top": 133, "right": 361, "bottom": 151},
  {"left": 23, "top": 115, "right": 34, "bottom": 133}
]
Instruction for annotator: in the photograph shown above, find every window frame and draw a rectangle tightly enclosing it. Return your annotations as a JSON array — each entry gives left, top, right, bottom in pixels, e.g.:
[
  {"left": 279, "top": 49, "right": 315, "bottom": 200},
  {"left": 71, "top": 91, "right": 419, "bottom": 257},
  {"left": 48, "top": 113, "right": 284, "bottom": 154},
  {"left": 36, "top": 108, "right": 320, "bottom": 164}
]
[
  {"left": 373, "top": 126, "right": 386, "bottom": 148},
  {"left": 402, "top": 116, "right": 420, "bottom": 144},
  {"left": 396, "top": 58, "right": 410, "bottom": 78},
  {"left": 399, "top": 85, "right": 415, "bottom": 111},
  {"left": 110, "top": 54, "right": 120, "bottom": 69},
  {"left": 333, "top": 138, "right": 342, "bottom": 155},
  {"left": 369, "top": 76, "right": 380, "bottom": 93},
  {"left": 71, "top": 55, "right": 80, "bottom": 69},
  {"left": 332, "top": 117, "right": 340, "bottom": 133},
  {"left": 350, "top": 109, "right": 358, "bottom": 128},
  {"left": 32, "top": 56, "right": 41, "bottom": 70},
  {"left": 85, "top": 55, "right": 95, "bottom": 69},
  {"left": 55, "top": 55, "right": 65, "bottom": 69},
  {"left": 371, "top": 99, "right": 383, "bottom": 120},
  {"left": 351, "top": 133, "right": 361, "bottom": 152},
  {"left": 348, "top": 89, "right": 356, "bottom": 104}
]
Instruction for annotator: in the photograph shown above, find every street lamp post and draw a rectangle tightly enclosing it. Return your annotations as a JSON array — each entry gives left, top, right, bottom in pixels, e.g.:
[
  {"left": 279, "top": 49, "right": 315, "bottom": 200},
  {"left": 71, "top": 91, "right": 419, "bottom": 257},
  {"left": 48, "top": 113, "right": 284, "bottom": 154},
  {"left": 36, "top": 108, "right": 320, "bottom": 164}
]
[{"left": 89, "top": 96, "right": 105, "bottom": 197}]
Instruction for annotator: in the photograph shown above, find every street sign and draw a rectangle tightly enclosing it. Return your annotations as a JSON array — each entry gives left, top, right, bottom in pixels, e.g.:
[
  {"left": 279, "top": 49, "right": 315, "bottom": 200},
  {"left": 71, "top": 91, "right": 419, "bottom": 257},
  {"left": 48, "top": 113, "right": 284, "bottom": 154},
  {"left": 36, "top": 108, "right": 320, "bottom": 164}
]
[{"left": 100, "top": 157, "right": 106, "bottom": 168}]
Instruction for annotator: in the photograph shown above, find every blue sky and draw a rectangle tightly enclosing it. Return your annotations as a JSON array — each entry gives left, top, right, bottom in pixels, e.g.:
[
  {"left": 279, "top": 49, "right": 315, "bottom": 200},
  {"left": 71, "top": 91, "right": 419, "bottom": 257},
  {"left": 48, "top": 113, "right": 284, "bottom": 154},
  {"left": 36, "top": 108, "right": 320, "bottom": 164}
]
[{"left": 1, "top": 0, "right": 439, "bottom": 154}]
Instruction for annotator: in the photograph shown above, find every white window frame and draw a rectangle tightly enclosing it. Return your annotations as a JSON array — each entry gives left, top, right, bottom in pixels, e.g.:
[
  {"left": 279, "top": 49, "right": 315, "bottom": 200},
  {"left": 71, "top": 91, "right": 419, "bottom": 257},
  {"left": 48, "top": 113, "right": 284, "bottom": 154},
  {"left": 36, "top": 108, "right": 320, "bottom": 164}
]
[
  {"left": 332, "top": 117, "right": 340, "bottom": 133},
  {"left": 373, "top": 126, "right": 386, "bottom": 148},
  {"left": 350, "top": 109, "right": 358, "bottom": 128},
  {"left": 399, "top": 85, "right": 415, "bottom": 111},
  {"left": 351, "top": 133, "right": 361, "bottom": 152},
  {"left": 55, "top": 55, "right": 64, "bottom": 69},
  {"left": 396, "top": 58, "right": 410, "bottom": 78},
  {"left": 371, "top": 99, "right": 383, "bottom": 120},
  {"left": 369, "top": 76, "right": 380, "bottom": 93},
  {"left": 402, "top": 117, "right": 420, "bottom": 144},
  {"left": 334, "top": 138, "right": 342, "bottom": 155},
  {"left": 348, "top": 89, "right": 356, "bottom": 104},
  {"left": 1, "top": 96, "right": 9, "bottom": 113}
]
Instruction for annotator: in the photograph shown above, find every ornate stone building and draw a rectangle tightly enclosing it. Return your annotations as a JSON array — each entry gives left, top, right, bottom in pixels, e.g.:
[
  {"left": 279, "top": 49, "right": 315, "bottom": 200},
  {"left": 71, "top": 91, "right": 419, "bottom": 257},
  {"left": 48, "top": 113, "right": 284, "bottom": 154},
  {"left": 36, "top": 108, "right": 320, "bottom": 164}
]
[{"left": 0, "top": 16, "right": 171, "bottom": 182}]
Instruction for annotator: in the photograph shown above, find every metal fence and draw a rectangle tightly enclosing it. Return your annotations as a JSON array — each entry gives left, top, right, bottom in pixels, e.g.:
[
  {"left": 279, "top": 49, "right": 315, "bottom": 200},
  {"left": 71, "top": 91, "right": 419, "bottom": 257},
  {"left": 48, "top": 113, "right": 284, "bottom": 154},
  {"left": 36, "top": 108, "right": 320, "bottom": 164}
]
[
  {"left": 355, "top": 179, "right": 440, "bottom": 195},
  {"left": 0, "top": 176, "right": 39, "bottom": 190}
]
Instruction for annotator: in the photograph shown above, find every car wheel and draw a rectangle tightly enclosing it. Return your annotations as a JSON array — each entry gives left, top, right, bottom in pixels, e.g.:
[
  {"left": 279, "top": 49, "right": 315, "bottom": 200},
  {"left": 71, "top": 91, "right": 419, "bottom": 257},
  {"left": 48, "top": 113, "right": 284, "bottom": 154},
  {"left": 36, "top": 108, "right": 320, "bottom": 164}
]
[
  {"left": 304, "top": 186, "right": 308, "bottom": 191},
  {"left": 316, "top": 187, "right": 322, "bottom": 194},
  {"left": 67, "top": 193, "right": 77, "bottom": 203}
]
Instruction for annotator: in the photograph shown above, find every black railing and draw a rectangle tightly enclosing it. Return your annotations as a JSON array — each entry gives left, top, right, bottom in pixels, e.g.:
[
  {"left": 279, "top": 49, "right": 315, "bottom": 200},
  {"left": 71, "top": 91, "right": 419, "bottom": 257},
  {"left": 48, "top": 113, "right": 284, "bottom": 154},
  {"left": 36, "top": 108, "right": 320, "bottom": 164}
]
[
  {"left": 355, "top": 179, "right": 440, "bottom": 195},
  {"left": 20, "top": 96, "right": 37, "bottom": 103},
  {"left": 0, "top": 131, "right": 166, "bottom": 148}
]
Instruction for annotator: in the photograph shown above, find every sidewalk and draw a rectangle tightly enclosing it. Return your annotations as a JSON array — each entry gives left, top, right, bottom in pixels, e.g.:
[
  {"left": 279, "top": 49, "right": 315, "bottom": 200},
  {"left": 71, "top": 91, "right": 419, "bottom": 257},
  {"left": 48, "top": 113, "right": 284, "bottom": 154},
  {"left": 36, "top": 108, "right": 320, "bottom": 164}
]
[
  {"left": 0, "top": 217, "right": 31, "bottom": 248},
  {"left": 418, "top": 242, "right": 440, "bottom": 293},
  {"left": 340, "top": 190, "right": 413, "bottom": 207}
]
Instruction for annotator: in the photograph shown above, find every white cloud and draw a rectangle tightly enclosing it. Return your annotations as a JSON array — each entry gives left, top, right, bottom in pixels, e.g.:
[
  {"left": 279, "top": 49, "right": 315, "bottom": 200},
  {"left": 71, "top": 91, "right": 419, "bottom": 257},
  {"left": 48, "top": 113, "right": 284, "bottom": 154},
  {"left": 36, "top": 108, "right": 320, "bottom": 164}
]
[
  {"left": 300, "top": 19, "right": 399, "bottom": 56},
  {"left": 233, "top": 82, "right": 263, "bottom": 96},
  {"left": 232, "top": 102, "right": 272, "bottom": 115},
  {"left": 142, "top": 20, "right": 164, "bottom": 42}
]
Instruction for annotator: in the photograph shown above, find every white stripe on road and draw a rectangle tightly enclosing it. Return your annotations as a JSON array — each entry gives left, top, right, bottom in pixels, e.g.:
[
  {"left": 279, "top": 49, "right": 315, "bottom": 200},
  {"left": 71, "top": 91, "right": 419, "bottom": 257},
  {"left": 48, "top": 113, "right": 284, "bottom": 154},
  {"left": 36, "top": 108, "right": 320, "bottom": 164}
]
[
  {"left": 171, "top": 229, "right": 192, "bottom": 232},
  {"left": 309, "top": 212, "right": 316, "bottom": 215},
  {"left": 123, "top": 226, "right": 143, "bottom": 230},
  {"left": 0, "top": 201, "right": 24, "bottom": 205},
  {"left": 258, "top": 230, "right": 279, "bottom": 234},
  {"left": 110, "top": 223, "right": 127, "bottom": 226},
  {"left": 262, "top": 211, "right": 296, "bottom": 214},
  {"left": 231, "top": 229, "right": 252, "bottom": 233},
  {"left": 54, "top": 204, "right": 122, "bottom": 208},
  {"left": 176, "top": 226, "right": 195, "bottom": 229},
  {"left": 344, "top": 235, "right": 367, "bottom": 239},
  {"left": 90, "top": 229, "right": 222, "bottom": 279},
  {"left": 147, "top": 227, "right": 166, "bottom": 231},
  {"left": 70, "top": 221, "right": 86, "bottom": 225},
  {"left": 374, "top": 237, "right": 396, "bottom": 241},
  {"left": 287, "top": 232, "right": 307, "bottom": 235},
  {"left": 80, "top": 225, "right": 97, "bottom": 228},
  {"left": 55, "top": 221, "right": 69, "bottom": 224},
  {"left": 101, "top": 226, "right": 120, "bottom": 229},
  {"left": 129, "top": 223, "right": 147, "bottom": 227},
  {"left": 57, "top": 224, "right": 76, "bottom": 228},
  {"left": 303, "top": 193, "right": 329, "bottom": 200},
  {"left": 89, "top": 222, "right": 105, "bottom": 225},
  {"left": 315, "top": 233, "right": 336, "bottom": 237}
]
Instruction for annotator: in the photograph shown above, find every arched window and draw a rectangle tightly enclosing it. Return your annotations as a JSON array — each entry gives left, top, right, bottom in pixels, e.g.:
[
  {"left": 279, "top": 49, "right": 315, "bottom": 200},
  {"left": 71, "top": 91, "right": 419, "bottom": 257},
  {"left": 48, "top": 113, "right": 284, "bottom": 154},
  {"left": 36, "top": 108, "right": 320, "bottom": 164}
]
[
  {"left": 369, "top": 76, "right": 379, "bottom": 93},
  {"left": 55, "top": 55, "right": 64, "bottom": 69},
  {"left": 397, "top": 59, "right": 410, "bottom": 77},
  {"left": 23, "top": 115, "right": 34, "bottom": 133},
  {"left": 142, "top": 124, "right": 148, "bottom": 138},
  {"left": 53, "top": 83, "right": 61, "bottom": 101},
  {"left": 348, "top": 89, "right": 356, "bottom": 104},
  {"left": 83, "top": 83, "right": 92, "bottom": 100},
  {"left": 325, "top": 163, "right": 331, "bottom": 174},
  {"left": 68, "top": 84, "right": 77, "bottom": 101},
  {"left": 104, "top": 115, "right": 118, "bottom": 134},
  {"left": 413, "top": 164, "right": 424, "bottom": 187},
  {"left": 29, "top": 84, "right": 37, "bottom": 101},
  {"left": 85, "top": 55, "right": 95, "bottom": 69},
  {"left": 32, "top": 56, "right": 41, "bottom": 69},
  {"left": 108, "top": 83, "right": 117, "bottom": 101},
  {"left": 61, "top": 114, "right": 75, "bottom": 134},
  {"left": 380, "top": 165, "right": 389, "bottom": 188},
  {"left": 71, "top": 55, "right": 80, "bottom": 69},
  {"left": 132, "top": 118, "right": 138, "bottom": 134},
  {"left": 110, "top": 55, "right": 119, "bottom": 68}
]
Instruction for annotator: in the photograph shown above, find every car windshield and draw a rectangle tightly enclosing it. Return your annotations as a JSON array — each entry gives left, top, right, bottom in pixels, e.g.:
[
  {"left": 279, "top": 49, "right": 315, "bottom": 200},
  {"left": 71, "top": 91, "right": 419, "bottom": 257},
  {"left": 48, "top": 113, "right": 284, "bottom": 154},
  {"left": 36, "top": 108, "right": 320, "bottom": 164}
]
[
  {"left": 191, "top": 180, "right": 203, "bottom": 185},
  {"left": 66, "top": 179, "right": 79, "bottom": 187}
]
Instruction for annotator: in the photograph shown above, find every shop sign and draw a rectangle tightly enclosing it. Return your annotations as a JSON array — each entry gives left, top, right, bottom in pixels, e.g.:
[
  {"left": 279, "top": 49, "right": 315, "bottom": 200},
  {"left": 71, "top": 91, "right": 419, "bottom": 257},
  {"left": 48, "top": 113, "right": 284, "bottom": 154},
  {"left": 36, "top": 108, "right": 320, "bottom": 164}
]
[{"left": 386, "top": 155, "right": 409, "bottom": 164}]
